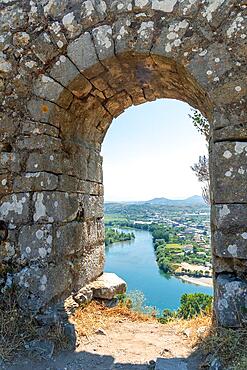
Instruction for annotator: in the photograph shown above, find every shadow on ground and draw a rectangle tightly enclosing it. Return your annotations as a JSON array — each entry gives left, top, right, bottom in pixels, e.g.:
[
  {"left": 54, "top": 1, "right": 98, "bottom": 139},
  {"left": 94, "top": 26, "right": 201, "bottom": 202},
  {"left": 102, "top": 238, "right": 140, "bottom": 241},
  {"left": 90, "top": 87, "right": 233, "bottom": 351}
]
[{"left": 2, "top": 345, "right": 206, "bottom": 370}]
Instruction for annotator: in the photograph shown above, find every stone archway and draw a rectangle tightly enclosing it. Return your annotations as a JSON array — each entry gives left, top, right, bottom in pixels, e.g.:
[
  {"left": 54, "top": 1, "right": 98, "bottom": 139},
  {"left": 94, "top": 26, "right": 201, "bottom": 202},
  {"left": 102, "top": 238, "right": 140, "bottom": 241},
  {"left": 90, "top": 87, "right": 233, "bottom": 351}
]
[{"left": 0, "top": 1, "right": 246, "bottom": 327}]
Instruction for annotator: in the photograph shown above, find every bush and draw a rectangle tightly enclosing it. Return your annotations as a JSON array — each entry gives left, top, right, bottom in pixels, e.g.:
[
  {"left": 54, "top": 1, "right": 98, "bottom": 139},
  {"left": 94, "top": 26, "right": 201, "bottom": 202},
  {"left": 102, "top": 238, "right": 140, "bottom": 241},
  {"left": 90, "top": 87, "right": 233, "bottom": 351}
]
[
  {"left": 159, "top": 293, "right": 212, "bottom": 323},
  {"left": 177, "top": 293, "right": 212, "bottom": 319}
]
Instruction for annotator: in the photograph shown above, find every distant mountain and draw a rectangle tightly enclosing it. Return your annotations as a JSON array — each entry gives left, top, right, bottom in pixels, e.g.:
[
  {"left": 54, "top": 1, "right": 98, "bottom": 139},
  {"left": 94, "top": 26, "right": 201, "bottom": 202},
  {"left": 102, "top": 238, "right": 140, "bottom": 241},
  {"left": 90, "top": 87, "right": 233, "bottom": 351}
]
[
  {"left": 105, "top": 195, "right": 206, "bottom": 207},
  {"left": 146, "top": 195, "right": 205, "bottom": 206}
]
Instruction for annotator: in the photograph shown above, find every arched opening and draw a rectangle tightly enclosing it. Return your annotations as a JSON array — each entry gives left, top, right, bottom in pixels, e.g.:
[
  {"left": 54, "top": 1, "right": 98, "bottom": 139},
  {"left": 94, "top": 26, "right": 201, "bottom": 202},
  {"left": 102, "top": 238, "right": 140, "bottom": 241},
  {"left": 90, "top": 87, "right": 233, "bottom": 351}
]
[
  {"left": 21, "top": 51, "right": 213, "bottom": 313},
  {"left": 1, "top": 2, "right": 246, "bottom": 334},
  {"left": 102, "top": 98, "right": 212, "bottom": 313}
]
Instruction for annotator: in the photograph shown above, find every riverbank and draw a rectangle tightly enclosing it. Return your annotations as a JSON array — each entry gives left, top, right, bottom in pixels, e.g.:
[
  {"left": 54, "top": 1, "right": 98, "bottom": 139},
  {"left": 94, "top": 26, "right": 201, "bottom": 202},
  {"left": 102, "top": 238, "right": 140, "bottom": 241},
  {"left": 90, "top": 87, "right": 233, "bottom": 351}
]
[{"left": 178, "top": 275, "right": 213, "bottom": 287}]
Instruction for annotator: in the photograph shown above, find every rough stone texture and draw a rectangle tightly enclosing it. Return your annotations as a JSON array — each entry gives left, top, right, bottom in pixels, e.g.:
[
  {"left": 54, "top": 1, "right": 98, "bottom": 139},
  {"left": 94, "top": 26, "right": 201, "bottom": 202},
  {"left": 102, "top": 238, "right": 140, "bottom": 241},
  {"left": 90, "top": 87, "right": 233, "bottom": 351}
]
[
  {"left": 155, "top": 357, "right": 187, "bottom": 370},
  {"left": 215, "top": 274, "right": 247, "bottom": 328},
  {"left": 90, "top": 272, "right": 127, "bottom": 300},
  {"left": 0, "top": 0, "right": 246, "bottom": 327}
]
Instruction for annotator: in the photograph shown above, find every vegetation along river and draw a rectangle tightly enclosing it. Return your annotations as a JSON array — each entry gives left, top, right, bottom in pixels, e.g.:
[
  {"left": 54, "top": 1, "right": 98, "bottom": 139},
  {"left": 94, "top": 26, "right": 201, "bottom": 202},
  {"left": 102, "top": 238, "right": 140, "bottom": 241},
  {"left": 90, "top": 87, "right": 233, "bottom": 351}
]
[{"left": 104, "top": 228, "right": 213, "bottom": 312}]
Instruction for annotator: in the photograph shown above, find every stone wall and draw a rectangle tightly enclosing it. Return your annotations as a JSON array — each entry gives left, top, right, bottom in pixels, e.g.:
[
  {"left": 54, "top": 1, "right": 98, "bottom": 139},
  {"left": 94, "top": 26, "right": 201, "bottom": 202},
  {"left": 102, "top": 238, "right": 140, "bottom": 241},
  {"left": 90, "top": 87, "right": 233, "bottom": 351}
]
[{"left": 0, "top": 0, "right": 246, "bottom": 326}]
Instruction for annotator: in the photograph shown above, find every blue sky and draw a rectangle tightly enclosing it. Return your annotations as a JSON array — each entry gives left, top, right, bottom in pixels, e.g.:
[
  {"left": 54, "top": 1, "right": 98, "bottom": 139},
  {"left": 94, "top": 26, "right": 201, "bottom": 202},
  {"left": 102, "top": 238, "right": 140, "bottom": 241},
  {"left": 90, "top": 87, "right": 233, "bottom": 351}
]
[{"left": 101, "top": 99, "right": 207, "bottom": 202}]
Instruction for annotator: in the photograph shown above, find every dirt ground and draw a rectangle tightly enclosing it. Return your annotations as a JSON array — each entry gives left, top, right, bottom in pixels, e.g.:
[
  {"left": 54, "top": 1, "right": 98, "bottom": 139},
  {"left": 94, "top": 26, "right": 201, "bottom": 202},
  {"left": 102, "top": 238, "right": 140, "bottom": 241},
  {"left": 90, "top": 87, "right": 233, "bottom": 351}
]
[{"left": 3, "top": 319, "right": 204, "bottom": 370}]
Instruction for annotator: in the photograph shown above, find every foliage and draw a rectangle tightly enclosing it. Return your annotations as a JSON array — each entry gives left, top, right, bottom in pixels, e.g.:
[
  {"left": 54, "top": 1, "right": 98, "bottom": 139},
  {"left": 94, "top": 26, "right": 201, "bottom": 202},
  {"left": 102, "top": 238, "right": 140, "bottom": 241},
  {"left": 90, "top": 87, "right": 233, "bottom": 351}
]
[
  {"left": 177, "top": 293, "right": 212, "bottom": 319},
  {"left": 189, "top": 109, "right": 210, "bottom": 205},
  {"left": 191, "top": 155, "right": 210, "bottom": 205},
  {"left": 105, "top": 227, "right": 135, "bottom": 246},
  {"left": 117, "top": 290, "right": 157, "bottom": 316},
  {"left": 158, "top": 293, "right": 212, "bottom": 323},
  {"left": 189, "top": 109, "right": 209, "bottom": 141}
]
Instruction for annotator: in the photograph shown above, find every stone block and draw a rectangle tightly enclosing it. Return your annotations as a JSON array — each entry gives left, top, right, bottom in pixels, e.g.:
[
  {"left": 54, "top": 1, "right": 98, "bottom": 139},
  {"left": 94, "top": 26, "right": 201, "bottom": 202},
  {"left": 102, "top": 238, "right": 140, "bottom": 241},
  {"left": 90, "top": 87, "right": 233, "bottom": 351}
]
[
  {"left": 73, "top": 244, "right": 105, "bottom": 289},
  {"left": 27, "top": 98, "right": 57, "bottom": 125},
  {"left": 155, "top": 358, "right": 187, "bottom": 370},
  {"left": 213, "top": 230, "right": 247, "bottom": 259},
  {"left": 32, "top": 33, "right": 59, "bottom": 64},
  {"left": 32, "top": 192, "right": 79, "bottom": 223},
  {"left": 13, "top": 172, "right": 58, "bottom": 192},
  {"left": 55, "top": 221, "right": 85, "bottom": 256},
  {"left": 187, "top": 42, "right": 233, "bottom": 88},
  {"left": 15, "top": 135, "right": 62, "bottom": 152},
  {"left": 19, "top": 223, "right": 53, "bottom": 262},
  {"left": 67, "top": 32, "right": 99, "bottom": 73},
  {"left": 105, "top": 91, "right": 132, "bottom": 117},
  {"left": 57, "top": 175, "right": 79, "bottom": 192},
  {"left": 15, "top": 263, "right": 73, "bottom": 312},
  {"left": 212, "top": 204, "right": 247, "bottom": 259},
  {"left": 90, "top": 272, "right": 127, "bottom": 300},
  {"left": 49, "top": 55, "right": 79, "bottom": 87},
  {"left": 212, "top": 204, "right": 247, "bottom": 231},
  {"left": 0, "top": 193, "right": 30, "bottom": 224},
  {"left": 80, "top": 194, "right": 104, "bottom": 219},
  {"left": 21, "top": 121, "right": 59, "bottom": 137},
  {"left": 0, "top": 152, "right": 21, "bottom": 174},
  {"left": 215, "top": 274, "right": 247, "bottom": 327},
  {"left": 32, "top": 74, "right": 73, "bottom": 109},
  {"left": 67, "top": 74, "right": 92, "bottom": 99},
  {"left": 92, "top": 25, "right": 114, "bottom": 61},
  {"left": 211, "top": 141, "right": 247, "bottom": 203}
]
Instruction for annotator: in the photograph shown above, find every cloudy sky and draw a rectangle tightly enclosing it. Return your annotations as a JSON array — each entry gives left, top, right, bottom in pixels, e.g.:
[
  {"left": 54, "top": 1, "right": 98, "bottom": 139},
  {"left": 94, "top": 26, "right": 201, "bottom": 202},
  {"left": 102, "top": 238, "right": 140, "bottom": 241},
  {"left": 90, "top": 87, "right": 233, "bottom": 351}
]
[{"left": 101, "top": 99, "right": 207, "bottom": 202}]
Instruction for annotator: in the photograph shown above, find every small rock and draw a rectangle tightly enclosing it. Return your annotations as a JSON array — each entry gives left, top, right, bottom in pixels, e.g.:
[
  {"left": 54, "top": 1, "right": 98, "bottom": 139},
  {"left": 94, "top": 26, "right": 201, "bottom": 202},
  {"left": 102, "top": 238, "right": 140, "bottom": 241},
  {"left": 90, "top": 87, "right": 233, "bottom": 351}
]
[
  {"left": 209, "top": 357, "right": 223, "bottom": 370},
  {"left": 63, "top": 323, "right": 76, "bottom": 350},
  {"left": 95, "top": 328, "right": 106, "bottom": 335},
  {"left": 183, "top": 328, "right": 192, "bottom": 338},
  {"left": 149, "top": 359, "right": 156, "bottom": 369},
  {"left": 26, "top": 339, "right": 54, "bottom": 359},
  {"left": 197, "top": 326, "right": 208, "bottom": 337},
  {"left": 155, "top": 358, "right": 187, "bottom": 370},
  {"left": 73, "top": 286, "right": 93, "bottom": 305}
]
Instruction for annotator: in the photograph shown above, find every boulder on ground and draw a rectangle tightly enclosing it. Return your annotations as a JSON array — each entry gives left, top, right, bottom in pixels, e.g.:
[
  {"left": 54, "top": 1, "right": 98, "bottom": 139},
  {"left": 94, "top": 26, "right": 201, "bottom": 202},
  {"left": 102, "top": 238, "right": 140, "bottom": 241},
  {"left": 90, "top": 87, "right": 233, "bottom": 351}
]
[{"left": 90, "top": 272, "right": 127, "bottom": 300}]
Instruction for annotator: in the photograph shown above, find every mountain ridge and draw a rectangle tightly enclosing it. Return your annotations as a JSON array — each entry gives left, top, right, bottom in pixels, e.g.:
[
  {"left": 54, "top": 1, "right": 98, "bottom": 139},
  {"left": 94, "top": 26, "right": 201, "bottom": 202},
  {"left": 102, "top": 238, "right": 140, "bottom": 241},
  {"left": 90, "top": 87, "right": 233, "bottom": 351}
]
[{"left": 105, "top": 195, "right": 205, "bottom": 206}]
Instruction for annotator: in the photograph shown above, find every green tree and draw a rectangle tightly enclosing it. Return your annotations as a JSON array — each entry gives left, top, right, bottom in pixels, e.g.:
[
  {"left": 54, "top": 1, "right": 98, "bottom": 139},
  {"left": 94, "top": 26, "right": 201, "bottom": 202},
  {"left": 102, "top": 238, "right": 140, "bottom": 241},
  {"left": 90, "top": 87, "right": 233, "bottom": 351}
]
[{"left": 177, "top": 293, "right": 212, "bottom": 319}]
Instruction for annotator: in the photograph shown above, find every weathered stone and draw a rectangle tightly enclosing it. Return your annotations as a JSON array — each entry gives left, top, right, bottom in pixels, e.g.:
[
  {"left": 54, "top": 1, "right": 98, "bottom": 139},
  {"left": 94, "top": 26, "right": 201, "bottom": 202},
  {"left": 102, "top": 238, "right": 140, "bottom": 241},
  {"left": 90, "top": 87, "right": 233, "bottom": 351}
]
[
  {"left": 90, "top": 272, "right": 127, "bottom": 300},
  {"left": 21, "top": 121, "right": 59, "bottom": 137},
  {"left": 155, "top": 358, "right": 187, "bottom": 370},
  {"left": 92, "top": 25, "right": 114, "bottom": 60},
  {"left": 67, "top": 32, "right": 99, "bottom": 73},
  {"left": 15, "top": 263, "right": 73, "bottom": 312},
  {"left": 0, "top": 193, "right": 30, "bottom": 224},
  {"left": 32, "top": 33, "right": 59, "bottom": 64},
  {"left": 211, "top": 142, "right": 247, "bottom": 203},
  {"left": 74, "top": 244, "right": 105, "bottom": 289},
  {"left": 26, "top": 340, "right": 54, "bottom": 359},
  {"left": 73, "top": 286, "right": 93, "bottom": 305},
  {"left": 14, "top": 172, "right": 58, "bottom": 192},
  {"left": 49, "top": 55, "right": 79, "bottom": 87},
  {"left": 215, "top": 274, "right": 247, "bottom": 327},
  {"left": 15, "top": 135, "right": 62, "bottom": 152},
  {"left": 32, "top": 192, "right": 80, "bottom": 223},
  {"left": 33, "top": 74, "right": 73, "bottom": 109},
  {"left": 0, "top": 0, "right": 246, "bottom": 327},
  {"left": 19, "top": 224, "right": 53, "bottom": 262}
]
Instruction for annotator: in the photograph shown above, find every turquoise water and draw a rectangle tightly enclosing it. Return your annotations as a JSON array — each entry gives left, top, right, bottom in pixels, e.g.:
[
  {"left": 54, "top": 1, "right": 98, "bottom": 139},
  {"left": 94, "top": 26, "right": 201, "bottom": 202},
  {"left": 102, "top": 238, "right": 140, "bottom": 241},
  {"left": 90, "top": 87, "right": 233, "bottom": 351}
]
[{"left": 104, "top": 228, "right": 213, "bottom": 312}]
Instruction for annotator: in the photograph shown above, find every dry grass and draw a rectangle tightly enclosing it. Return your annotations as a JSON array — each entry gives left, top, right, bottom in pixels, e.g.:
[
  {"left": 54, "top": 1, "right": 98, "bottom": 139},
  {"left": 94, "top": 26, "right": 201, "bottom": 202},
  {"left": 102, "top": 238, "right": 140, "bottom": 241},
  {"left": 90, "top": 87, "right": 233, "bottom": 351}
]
[
  {"left": 71, "top": 300, "right": 156, "bottom": 338},
  {"left": 173, "top": 313, "right": 212, "bottom": 347},
  {"left": 0, "top": 293, "right": 37, "bottom": 361},
  {"left": 203, "top": 326, "right": 247, "bottom": 370}
]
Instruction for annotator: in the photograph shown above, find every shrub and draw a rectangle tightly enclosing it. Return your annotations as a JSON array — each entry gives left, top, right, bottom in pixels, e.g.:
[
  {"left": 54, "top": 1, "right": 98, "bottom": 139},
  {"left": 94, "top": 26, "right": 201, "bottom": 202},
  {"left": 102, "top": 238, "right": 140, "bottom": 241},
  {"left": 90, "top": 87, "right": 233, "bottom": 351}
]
[{"left": 177, "top": 293, "right": 212, "bottom": 319}]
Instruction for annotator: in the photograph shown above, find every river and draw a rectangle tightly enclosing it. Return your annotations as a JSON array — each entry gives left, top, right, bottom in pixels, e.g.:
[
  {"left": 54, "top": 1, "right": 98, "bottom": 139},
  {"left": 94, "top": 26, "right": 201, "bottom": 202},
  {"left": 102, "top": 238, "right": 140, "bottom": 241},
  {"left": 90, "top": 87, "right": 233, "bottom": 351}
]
[{"left": 104, "top": 228, "right": 213, "bottom": 312}]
